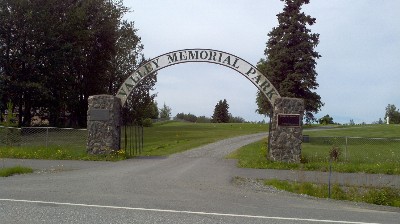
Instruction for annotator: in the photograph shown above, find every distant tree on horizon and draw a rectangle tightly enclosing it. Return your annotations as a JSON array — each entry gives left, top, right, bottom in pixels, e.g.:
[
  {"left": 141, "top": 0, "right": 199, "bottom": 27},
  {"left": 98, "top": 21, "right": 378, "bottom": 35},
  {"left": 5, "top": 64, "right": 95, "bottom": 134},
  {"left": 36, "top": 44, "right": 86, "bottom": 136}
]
[
  {"left": 229, "top": 114, "right": 246, "bottom": 123},
  {"left": 159, "top": 103, "right": 172, "bottom": 119},
  {"left": 385, "top": 104, "right": 400, "bottom": 124},
  {"left": 212, "top": 99, "right": 229, "bottom": 123},
  {"left": 256, "top": 0, "right": 323, "bottom": 123},
  {"left": 318, "top": 114, "right": 334, "bottom": 125},
  {"left": 175, "top": 112, "right": 198, "bottom": 123}
]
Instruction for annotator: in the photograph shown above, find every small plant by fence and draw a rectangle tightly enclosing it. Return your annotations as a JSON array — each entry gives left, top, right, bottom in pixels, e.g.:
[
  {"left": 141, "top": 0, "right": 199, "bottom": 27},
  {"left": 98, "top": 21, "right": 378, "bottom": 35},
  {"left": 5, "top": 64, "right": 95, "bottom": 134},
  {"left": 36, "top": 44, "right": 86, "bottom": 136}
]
[
  {"left": 0, "top": 126, "right": 87, "bottom": 150},
  {"left": 302, "top": 136, "right": 400, "bottom": 164}
]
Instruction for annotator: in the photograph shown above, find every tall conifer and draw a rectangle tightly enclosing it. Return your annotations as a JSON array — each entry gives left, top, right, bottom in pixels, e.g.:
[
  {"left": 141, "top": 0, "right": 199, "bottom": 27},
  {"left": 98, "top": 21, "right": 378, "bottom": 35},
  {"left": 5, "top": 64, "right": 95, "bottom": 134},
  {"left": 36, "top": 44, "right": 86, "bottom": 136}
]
[{"left": 257, "top": 0, "right": 323, "bottom": 122}]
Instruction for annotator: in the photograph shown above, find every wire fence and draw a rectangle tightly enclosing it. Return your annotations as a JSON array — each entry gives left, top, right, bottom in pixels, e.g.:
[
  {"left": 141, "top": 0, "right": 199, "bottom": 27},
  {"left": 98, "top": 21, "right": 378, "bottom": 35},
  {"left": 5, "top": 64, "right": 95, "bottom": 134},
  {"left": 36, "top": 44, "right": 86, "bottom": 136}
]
[
  {"left": 302, "top": 136, "right": 400, "bottom": 163},
  {"left": 2, "top": 126, "right": 399, "bottom": 164},
  {"left": 0, "top": 126, "right": 87, "bottom": 150}
]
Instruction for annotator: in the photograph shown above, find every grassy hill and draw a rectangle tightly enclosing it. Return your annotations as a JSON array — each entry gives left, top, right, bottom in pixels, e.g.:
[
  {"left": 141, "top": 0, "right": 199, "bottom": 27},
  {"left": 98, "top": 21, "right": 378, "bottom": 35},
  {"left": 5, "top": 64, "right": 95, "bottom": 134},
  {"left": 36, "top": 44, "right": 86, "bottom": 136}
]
[{"left": 136, "top": 121, "right": 268, "bottom": 156}]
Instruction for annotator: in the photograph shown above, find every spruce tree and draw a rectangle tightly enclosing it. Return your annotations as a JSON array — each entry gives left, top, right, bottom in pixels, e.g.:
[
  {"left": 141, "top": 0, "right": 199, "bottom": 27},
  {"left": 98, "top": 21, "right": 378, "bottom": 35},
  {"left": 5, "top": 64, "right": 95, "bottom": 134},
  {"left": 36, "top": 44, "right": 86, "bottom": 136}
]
[
  {"left": 212, "top": 99, "right": 229, "bottom": 123},
  {"left": 257, "top": 0, "right": 323, "bottom": 123}
]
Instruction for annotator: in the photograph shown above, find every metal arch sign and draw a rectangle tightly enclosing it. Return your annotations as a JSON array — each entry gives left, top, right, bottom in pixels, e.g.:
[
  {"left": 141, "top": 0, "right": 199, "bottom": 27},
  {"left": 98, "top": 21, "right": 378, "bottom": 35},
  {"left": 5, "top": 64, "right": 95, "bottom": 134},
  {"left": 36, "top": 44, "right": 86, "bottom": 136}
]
[{"left": 116, "top": 49, "right": 281, "bottom": 106}]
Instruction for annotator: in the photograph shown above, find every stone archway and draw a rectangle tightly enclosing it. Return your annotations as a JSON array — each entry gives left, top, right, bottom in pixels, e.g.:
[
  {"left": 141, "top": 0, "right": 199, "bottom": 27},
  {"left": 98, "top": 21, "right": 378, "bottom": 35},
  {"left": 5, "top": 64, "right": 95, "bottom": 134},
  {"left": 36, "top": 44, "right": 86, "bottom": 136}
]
[{"left": 87, "top": 49, "right": 304, "bottom": 163}]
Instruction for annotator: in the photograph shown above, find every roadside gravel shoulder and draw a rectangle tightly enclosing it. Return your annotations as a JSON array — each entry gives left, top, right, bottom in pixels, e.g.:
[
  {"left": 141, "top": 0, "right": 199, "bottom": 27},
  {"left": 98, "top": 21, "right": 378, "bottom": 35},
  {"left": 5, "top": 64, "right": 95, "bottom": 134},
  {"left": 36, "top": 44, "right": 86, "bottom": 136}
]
[{"left": 232, "top": 176, "right": 400, "bottom": 213}]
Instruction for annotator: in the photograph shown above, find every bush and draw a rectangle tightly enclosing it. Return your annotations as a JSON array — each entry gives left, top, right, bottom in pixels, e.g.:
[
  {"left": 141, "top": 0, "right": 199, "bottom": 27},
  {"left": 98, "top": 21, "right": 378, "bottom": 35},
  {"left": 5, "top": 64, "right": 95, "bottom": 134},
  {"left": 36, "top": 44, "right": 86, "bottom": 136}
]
[
  {"left": 142, "top": 118, "right": 153, "bottom": 127},
  {"left": 0, "top": 127, "right": 21, "bottom": 146},
  {"left": 329, "top": 145, "right": 341, "bottom": 162}
]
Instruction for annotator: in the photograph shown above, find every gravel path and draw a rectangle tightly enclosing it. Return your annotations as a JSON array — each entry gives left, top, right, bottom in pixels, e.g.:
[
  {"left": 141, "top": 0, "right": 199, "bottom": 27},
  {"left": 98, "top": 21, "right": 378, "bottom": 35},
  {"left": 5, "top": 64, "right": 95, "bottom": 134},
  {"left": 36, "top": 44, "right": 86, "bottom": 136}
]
[{"left": 172, "top": 132, "right": 266, "bottom": 159}]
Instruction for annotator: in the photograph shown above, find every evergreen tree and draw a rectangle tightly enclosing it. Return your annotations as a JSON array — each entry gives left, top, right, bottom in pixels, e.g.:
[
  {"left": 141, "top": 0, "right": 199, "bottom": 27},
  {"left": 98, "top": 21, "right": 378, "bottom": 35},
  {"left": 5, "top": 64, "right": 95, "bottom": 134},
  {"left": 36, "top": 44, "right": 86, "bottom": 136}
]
[
  {"left": 256, "top": 0, "right": 323, "bottom": 123},
  {"left": 212, "top": 99, "right": 229, "bottom": 123},
  {"left": 159, "top": 103, "right": 172, "bottom": 119}
]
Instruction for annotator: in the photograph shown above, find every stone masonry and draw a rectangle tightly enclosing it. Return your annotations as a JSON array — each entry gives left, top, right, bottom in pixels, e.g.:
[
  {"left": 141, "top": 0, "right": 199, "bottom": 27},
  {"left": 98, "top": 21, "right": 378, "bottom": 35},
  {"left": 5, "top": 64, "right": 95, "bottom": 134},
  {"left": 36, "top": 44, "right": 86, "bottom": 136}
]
[
  {"left": 269, "top": 97, "right": 304, "bottom": 163},
  {"left": 87, "top": 95, "right": 121, "bottom": 154}
]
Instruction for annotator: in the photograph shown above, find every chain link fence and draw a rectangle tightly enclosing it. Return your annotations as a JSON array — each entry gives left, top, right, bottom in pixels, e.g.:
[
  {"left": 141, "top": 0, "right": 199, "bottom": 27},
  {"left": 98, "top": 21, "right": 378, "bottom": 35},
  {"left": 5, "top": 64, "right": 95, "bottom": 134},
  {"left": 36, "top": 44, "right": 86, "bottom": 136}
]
[
  {"left": 303, "top": 136, "right": 400, "bottom": 163},
  {"left": 0, "top": 126, "right": 87, "bottom": 150}
]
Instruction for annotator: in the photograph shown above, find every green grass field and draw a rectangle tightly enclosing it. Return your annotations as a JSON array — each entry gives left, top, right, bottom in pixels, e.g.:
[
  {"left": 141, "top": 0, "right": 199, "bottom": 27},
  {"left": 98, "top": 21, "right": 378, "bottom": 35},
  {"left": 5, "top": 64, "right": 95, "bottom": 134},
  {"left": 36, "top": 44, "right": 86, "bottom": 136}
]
[
  {"left": 229, "top": 124, "right": 400, "bottom": 174},
  {"left": 304, "top": 124, "right": 400, "bottom": 137},
  {"left": 0, "top": 127, "right": 94, "bottom": 160},
  {"left": 0, "top": 122, "right": 268, "bottom": 160},
  {"left": 125, "top": 121, "right": 268, "bottom": 156}
]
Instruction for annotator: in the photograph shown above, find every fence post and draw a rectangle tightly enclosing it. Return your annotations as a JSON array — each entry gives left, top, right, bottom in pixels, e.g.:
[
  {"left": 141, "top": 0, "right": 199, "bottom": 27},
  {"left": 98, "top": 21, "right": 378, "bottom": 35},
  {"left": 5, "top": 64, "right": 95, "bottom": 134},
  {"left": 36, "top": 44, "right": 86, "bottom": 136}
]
[
  {"left": 345, "top": 136, "right": 348, "bottom": 161},
  {"left": 46, "top": 127, "right": 49, "bottom": 148},
  {"left": 130, "top": 125, "right": 133, "bottom": 156},
  {"left": 141, "top": 126, "right": 144, "bottom": 154},
  {"left": 328, "top": 159, "right": 332, "bottom": 198}
]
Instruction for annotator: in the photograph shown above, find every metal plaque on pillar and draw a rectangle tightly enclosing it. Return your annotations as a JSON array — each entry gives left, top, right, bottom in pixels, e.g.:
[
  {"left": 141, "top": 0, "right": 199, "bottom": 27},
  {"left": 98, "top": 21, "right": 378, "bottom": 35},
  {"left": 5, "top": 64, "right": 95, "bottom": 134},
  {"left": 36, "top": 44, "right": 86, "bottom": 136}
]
[
  {"left": 89, "top": 109, "right": 109, "bottom": 121},
  {"left": 277, "top": 114, "right": 301, "bottom": 127}
]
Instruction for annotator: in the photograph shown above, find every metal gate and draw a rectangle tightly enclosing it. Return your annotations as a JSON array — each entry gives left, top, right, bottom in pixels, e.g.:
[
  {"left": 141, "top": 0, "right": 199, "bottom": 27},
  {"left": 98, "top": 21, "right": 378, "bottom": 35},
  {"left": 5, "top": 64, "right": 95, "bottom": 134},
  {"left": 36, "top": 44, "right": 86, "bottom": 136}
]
[
  {"left": 122, "top": 125, "right": 143, "bottom": 157},
  {"left": 121, "top": 107, "right": 144, "bottom": 157}
]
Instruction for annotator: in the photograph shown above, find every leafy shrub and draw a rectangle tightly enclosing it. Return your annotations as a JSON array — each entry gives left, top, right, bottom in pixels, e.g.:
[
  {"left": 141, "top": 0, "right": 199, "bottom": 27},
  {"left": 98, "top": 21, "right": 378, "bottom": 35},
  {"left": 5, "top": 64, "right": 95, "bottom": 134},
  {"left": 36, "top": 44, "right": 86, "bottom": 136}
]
[
  {"left": 329, "top": 145, "right": 341, "bottom": 162},
  {"left": 0, "top": 127, "right": 21, "bottom": 146},
  {"left": 365, "top": 188, "right": 400, "bottom": 206},
  {"left": 142, "top": 118, "right": 153, "bottom": 127}
]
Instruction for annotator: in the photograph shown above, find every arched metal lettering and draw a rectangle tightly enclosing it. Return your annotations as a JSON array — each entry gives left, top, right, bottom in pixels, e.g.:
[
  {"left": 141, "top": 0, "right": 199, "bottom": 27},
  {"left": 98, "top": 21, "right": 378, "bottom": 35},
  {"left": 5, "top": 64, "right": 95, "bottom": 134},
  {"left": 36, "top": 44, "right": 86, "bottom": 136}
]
[{"left": 116, "top": 49, "right": 281, "bottom": 106}]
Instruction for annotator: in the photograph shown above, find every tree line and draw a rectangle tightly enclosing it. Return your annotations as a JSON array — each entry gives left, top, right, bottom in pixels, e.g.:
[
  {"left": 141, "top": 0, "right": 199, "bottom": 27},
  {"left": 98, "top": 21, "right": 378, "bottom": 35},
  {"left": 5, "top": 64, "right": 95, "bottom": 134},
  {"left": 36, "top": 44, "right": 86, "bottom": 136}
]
[
  {"left": 175, "top": 99, "right": 246, "bottom": 123},
  {"left": 0, "top": 0, "right": 153, "bottom": 127}
]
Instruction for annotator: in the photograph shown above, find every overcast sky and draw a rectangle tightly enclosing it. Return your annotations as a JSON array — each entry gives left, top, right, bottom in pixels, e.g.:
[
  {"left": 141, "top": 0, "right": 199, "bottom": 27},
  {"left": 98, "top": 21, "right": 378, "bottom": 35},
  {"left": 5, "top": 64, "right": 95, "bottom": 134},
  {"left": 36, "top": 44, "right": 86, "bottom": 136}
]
[{"left": 123, "top": 0, "right": 400, "bottom": 124}]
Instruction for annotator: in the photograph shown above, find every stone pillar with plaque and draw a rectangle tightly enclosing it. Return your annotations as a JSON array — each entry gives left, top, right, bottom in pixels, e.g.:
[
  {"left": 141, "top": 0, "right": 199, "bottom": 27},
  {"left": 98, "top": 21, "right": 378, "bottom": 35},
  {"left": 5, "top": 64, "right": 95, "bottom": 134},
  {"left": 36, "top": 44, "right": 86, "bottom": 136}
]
[
  {"left": 269, "top": 97, "right": 304, "bottom": 163},
  {"left": 87, "top": 95, "right": 121, "bottom": 154}
]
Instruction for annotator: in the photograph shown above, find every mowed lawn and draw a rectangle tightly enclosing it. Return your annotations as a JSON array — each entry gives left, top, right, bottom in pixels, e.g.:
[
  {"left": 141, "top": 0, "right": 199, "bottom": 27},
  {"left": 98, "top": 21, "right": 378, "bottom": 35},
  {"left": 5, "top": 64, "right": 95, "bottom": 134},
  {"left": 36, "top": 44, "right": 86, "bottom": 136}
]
[
  {"left": 1, "top": 121, "right": 268, "bottom": 160},
  {"left": 304, "top": 124, "right": 400, "bottom": 138},
  {"left": 130, "top": 121, "right": 268, "bottom": 156},
  {"left": 229, "top": 124, "right": 400, "bottom": 174}
]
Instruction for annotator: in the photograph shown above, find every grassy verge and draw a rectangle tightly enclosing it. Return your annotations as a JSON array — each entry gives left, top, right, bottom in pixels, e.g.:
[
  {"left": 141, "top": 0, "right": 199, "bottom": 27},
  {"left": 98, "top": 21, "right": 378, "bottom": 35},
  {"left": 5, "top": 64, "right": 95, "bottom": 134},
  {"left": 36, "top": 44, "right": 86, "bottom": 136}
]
[
  {"left": 227, "top": 125, "right": 400, "bottom": 174},
  {"left": 0, "top": 166, "right": 33, "bottom": 177},
  {"left": 227, "top": 139, "right": 400, "bottom": 174},
  {"left": 265, "top": 179, "right": 400, "bottom": 207},
  {"left": 0, "top": 145, "right": 126, "bottom": 161}
]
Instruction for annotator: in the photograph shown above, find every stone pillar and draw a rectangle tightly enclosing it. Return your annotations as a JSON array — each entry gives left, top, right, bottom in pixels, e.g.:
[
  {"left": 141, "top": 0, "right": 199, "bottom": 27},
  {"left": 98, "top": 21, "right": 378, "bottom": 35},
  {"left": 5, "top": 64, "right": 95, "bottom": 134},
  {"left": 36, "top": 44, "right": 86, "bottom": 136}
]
[
  {"left": 269, "top": 97, "right": 304, "bottom": 163},
  {"left": 87, "top": 95, "right": 121, "bottom": 155}
]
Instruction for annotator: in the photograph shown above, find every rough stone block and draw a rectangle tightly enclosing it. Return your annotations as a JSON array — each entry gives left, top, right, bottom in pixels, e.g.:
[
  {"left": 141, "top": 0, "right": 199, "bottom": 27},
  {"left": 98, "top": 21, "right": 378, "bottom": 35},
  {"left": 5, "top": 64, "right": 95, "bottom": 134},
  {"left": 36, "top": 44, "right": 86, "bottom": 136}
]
[
  {"left": 269, "top": 97, "right": 304, "bottom": 163},
  {"left": 87, "top": 95, "right": 121, "bottom": 155}
]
